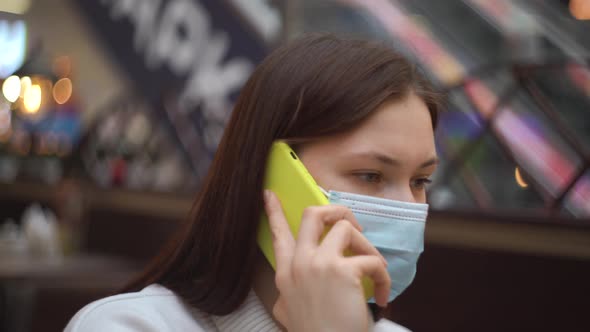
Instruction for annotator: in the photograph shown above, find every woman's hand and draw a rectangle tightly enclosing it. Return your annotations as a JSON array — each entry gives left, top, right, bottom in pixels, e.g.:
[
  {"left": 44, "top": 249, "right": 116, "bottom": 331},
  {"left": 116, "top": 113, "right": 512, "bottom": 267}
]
[{"left": 263, "top": 190, "right": 391, "bottom": 332}]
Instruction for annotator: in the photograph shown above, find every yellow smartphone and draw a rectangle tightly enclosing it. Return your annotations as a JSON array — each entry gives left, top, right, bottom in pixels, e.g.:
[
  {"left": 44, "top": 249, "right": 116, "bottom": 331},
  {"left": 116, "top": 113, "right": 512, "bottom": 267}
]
[{"left": 258, "top": 141, "right": 375, "bottom": 300}]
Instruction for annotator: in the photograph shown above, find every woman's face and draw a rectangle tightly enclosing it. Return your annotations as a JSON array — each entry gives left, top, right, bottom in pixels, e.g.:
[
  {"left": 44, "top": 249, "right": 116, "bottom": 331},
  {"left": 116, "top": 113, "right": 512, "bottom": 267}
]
[{"left": 298, "top": 92, "right": 437, "bottom": 204}]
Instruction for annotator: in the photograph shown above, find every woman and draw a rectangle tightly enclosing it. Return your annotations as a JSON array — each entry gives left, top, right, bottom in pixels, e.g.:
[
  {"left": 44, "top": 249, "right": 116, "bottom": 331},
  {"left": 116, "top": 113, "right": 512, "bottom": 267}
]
[{"left": 66, "top": 33, "right": 441, "bottom": 331}]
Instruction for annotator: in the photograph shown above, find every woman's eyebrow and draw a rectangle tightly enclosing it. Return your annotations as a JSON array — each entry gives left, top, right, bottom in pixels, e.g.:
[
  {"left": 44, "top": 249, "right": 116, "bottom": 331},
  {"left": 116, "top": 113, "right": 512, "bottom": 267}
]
[
  {"left": 420, "top": 157, "right": 439, "bottom": 168},
  {"left": 345, "top": 152, "right": 439, "bottom": 168},
  {"left": 346, "top": 151, "right": 399, "bottom": 166}
]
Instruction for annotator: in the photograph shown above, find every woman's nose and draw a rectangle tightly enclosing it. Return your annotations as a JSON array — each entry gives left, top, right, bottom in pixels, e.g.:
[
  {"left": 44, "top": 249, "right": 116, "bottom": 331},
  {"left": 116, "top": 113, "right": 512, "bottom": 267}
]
[{"left": 383, "top": 184, "right": 416, "bottom": 203}]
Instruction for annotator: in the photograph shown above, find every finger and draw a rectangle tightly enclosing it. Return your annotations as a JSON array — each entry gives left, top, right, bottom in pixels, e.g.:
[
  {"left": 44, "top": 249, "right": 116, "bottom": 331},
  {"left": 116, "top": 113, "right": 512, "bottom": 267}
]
[
  {"left": 296, "top": 205, "right": 362, "bottom": 252},
  {"left": 264, "top": 190, "right": 295, "bottom": 273},
  {"left": 328, "top": 205, "right": 363, "bottom": 232},
  {"left": 347, "top": 255, "right": 391, "bottom": 307},
  {"left": 318, "top": 219, "right": 384, "bottom": 263}
]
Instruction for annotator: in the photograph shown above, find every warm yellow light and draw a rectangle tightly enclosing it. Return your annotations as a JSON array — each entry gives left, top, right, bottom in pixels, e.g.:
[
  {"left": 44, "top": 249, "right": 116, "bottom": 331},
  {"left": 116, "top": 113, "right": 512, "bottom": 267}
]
[
  {"left": 515, "top": 167, "right": 529, "bottom": 188},
  {"left": 24, "top": 84, "right": 42, "bottom": 114},
  {"left": 53, "top": 78, "right": 73, "bottom": 104},
  {"left": 2, "top": 75, "right": 21, "bottom": 102},
  {"left": 20, "top": 76, "right": 31, "bottom": 98},
  {"left": 571, "top": 0, "right": 590, "bottom": 19}
]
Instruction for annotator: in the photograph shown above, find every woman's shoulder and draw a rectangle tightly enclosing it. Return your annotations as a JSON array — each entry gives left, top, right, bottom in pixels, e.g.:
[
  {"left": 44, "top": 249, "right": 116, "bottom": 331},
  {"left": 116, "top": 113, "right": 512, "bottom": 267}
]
[{"left": 65, "top": 284, "right": 214, "bottom": 332}]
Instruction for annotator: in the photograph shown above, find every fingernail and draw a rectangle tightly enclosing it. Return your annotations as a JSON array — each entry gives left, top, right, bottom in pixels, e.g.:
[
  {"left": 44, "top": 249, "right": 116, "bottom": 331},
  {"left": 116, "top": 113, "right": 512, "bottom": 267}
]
[{"left": 381, "top": 256, "right": 388, "bottom": 266}]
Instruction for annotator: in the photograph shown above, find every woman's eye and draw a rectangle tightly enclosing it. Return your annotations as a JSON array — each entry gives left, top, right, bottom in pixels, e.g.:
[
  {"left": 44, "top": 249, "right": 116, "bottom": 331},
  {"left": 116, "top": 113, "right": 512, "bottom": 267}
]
[
  {"left": 412, "top": 177, "right": 433, "bottom": 189},
  {"left": 355, "top": 172, "right": 383, "bottom": 184}
]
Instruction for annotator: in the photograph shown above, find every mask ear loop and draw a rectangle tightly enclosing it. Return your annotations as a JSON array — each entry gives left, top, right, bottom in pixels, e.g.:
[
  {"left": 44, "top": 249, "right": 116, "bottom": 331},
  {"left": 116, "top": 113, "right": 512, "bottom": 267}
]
[{"left": 318, "top": 186, "right": 329, "bottom": 197}]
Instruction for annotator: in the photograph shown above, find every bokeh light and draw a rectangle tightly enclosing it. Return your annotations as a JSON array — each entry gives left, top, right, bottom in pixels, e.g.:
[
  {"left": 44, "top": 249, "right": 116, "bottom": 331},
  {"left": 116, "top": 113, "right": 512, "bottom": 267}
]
[
  {"left": 23, "top": 84, "right": 42, "bottom": 114},
  {"left": 515, "top": 167, "right": 529, "bottom": 188},
  {"left": 570, "top": 0, "right": 590, "bottom": 19},
  {"left": 2, "top": 75, "right": 21, "bottom": 102},
  {"left": 53, "top": 78, "right": 73, "bottom": 104},
  {"left": 19, "top": 76, "right": 31, "bottom": 98}
]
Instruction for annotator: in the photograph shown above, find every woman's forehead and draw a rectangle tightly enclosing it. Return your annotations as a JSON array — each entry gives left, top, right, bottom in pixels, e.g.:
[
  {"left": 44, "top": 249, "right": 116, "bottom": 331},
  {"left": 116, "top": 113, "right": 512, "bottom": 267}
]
[{"left": 300, "top": 94, "right": 436, "bottom": 166}]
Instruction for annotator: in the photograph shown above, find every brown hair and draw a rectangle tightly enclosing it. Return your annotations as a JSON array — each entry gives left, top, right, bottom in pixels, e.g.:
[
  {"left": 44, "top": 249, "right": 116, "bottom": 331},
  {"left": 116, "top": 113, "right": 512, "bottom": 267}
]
[{"left": 123, "top": 33, "right": 442, "bottom": 315}]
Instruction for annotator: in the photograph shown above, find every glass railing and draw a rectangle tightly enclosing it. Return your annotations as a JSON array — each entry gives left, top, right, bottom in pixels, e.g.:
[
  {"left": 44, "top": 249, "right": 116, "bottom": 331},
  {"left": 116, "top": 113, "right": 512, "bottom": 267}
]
[{"left": 291, "top": 0, "right": 590, "bottom": 222}]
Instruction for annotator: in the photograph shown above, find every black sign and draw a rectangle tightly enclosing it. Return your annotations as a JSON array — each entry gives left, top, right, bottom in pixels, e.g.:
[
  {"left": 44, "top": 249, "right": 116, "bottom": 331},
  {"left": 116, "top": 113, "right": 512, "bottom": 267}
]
[{"left": 75, "top": 0, "right": 284, "bottom": 177}]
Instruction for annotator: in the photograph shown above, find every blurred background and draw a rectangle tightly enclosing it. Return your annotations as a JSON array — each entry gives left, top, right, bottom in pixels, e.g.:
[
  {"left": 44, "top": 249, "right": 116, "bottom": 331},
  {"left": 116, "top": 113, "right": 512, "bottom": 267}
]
[{"left": 0, "top": 0, "right": 589, "bottom": 331}]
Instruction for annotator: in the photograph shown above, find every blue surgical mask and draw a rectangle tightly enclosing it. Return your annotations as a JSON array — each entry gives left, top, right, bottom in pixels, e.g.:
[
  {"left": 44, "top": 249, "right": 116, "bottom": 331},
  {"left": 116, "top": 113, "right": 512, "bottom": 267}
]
[{"left": 320, "top": 188, "right": 428, "bottom": 303}]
